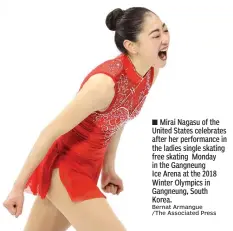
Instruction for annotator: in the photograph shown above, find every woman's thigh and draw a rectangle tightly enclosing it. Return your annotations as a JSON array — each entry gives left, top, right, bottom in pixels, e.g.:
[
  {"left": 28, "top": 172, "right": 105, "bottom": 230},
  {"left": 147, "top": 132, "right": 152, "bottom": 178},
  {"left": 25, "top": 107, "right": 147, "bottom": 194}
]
[
  {"left": 23, "top": 195, "right": 71, "bottom": 231},
  {"left": 47, "top": 168, "right": 126, "bottom": 231}
]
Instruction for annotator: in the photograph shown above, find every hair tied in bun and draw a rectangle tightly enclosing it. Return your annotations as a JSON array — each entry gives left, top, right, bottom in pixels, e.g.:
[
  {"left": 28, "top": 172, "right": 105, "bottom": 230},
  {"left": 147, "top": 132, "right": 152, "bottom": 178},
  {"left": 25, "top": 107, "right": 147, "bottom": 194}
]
[{"left": 105, "top": 8, "right": 124, "bottom": 31}]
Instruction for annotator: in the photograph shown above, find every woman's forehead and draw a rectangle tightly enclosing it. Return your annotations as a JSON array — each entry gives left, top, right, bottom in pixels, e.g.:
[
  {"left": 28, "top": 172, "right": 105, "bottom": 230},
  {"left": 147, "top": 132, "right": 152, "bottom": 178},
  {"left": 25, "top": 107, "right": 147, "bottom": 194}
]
[{"left": 142, "top": 14, "right": 163, "bottom": 33}]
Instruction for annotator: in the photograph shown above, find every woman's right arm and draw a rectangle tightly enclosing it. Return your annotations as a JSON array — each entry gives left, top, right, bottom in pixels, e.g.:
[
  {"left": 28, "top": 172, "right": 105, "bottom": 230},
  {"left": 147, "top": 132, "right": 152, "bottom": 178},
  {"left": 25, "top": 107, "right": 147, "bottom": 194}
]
[
  {"left": 13, "top": 74, "right": 116, "bottom": 190},
  {"left": 102, "top": 125, "right": 125, "bottom": 172}
]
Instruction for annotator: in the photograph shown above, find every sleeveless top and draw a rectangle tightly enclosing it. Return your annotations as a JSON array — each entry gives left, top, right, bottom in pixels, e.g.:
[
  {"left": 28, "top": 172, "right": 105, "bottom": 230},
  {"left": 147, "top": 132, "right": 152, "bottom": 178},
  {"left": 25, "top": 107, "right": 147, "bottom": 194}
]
[{"left": 24, "top": 53, "right": 154, "bottom": 202}]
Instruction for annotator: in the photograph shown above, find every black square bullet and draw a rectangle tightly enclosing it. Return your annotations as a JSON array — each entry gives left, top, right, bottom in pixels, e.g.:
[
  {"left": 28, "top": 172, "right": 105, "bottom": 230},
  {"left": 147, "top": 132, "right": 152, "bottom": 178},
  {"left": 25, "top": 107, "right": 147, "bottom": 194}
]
[{"left": 152, "top": 119, "right": 158, "bottom": 125}]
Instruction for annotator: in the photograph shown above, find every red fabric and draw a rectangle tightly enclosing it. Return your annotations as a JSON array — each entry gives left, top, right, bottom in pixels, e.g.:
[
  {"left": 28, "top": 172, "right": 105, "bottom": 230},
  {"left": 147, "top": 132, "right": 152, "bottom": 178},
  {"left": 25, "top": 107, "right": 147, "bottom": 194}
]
[{"left": 24, "top": 53, "right": 154, "bottom": 202}]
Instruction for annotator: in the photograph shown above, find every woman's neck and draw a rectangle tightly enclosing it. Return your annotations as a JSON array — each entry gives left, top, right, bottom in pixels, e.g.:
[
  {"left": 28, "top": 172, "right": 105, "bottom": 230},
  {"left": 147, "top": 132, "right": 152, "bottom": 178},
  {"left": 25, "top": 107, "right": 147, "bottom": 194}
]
[{"left": 127, "top": 54, "right": 151, "bottom": 77}]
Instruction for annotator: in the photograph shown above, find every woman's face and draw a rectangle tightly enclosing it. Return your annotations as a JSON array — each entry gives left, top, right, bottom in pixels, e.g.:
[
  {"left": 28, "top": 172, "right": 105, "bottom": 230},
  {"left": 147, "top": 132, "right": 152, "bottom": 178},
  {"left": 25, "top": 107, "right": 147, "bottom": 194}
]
[{"left": 137, "top": 13, "right": 170, "bottom": 68}]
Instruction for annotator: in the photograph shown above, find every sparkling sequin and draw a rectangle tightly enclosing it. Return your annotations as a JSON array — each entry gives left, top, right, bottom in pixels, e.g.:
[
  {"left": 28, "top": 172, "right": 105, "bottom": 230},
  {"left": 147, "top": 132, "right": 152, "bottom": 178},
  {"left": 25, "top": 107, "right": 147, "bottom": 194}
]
[
  {"left": 130, "top": 95, "right": 147, "bottom": 120},
  {"left": 102, "top": 59, "right": 123, "bottom": 76}
]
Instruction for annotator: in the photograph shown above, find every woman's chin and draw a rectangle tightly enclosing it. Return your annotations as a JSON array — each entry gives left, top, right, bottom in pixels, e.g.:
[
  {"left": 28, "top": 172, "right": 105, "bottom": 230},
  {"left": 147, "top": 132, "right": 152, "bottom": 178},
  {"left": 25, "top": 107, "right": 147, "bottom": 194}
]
[{"left": 153, "top": 58, "right": 167, "bottom": 68}]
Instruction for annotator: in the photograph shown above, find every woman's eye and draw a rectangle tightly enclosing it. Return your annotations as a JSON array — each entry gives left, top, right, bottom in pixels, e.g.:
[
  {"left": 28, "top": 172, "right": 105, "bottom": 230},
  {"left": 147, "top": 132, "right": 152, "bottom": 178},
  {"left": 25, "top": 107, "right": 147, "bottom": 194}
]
[{"left": 153, "top": 30, "right": 168, "bottom": 38}]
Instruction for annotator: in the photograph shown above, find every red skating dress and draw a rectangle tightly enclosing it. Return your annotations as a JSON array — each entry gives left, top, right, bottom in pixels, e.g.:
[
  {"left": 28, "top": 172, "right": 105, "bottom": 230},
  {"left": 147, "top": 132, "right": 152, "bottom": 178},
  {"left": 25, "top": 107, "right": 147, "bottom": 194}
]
[{"left": 24, "top": 53, "right": 154, "bottom": 202}]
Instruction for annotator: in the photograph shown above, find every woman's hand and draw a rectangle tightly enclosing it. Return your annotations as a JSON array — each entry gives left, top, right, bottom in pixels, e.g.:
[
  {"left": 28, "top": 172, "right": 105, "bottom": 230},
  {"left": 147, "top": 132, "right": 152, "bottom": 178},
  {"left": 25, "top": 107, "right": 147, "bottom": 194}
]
[
  {"left": 2, "top": 185, "right": 24, "bottom": 218},
  {"left": 101, "top": 168, "right": 124, "bottom": 195}
]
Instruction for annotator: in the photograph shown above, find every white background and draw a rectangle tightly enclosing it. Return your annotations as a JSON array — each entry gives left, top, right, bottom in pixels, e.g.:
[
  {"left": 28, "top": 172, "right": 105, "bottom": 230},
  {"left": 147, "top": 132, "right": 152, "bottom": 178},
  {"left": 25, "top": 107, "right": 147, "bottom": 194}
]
[{"left": 0, "top": 0, "right": 233, "bottom": 230}]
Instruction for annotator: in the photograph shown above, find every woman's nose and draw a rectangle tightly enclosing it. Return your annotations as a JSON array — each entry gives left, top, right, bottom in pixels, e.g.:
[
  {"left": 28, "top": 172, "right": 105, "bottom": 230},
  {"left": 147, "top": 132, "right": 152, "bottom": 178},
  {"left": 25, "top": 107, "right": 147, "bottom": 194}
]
[
  {"left": 162, "top": 30, "right": 169, "bottom": 39},
  {"left": 162, "top": 34, "right": 169, "bottom": 43}
]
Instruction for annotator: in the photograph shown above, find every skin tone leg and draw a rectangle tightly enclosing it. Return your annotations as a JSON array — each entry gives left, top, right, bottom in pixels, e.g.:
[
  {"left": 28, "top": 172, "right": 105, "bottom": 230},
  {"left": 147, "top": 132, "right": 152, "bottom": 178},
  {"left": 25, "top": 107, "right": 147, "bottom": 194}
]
[
  {"left": 23, "top": 195, "right": 71, "bottom": 231},
  {"left": 46, "top": 168, "right": 127, "bottom": 231}
]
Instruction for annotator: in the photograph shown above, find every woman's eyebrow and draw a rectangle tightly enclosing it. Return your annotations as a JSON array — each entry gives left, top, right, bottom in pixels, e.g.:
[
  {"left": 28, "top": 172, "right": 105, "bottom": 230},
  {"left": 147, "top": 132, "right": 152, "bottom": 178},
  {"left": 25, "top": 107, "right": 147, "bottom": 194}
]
[{"left": 148, "top": 23, "right": 166, "bottom": 35}]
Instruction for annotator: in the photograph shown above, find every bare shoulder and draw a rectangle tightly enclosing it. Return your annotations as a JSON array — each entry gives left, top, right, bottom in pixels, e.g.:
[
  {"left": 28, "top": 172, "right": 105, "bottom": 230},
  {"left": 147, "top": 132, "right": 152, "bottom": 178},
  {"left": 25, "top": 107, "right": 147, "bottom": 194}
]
[
  {"left": 79, "top": 73, "right": 115, "bottom": 106},
  {"left": 82, "top": 73, "right": 115, "bottom": 92}
]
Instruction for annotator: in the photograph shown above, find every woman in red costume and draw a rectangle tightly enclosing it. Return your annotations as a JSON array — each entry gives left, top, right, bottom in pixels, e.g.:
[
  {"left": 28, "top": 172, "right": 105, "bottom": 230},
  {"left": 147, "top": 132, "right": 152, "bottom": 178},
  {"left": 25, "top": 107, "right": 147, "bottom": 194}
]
[{"left": 3, "top": 6, "right": 170, "bottom": 231}]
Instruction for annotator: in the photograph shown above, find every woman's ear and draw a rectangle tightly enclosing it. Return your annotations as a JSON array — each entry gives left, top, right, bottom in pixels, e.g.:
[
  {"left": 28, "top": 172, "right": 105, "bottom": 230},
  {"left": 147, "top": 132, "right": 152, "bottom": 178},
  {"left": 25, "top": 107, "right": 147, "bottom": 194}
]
[{"left": 123, "top": 40, "right": 138, "bottom": 55}]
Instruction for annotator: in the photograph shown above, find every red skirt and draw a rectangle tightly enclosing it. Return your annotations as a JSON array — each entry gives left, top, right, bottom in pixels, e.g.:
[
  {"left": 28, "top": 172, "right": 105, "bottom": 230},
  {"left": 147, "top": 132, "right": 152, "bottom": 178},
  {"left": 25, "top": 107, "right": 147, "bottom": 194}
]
[{"left": 24, "top": 138, "right": 106, "bottom": 202}]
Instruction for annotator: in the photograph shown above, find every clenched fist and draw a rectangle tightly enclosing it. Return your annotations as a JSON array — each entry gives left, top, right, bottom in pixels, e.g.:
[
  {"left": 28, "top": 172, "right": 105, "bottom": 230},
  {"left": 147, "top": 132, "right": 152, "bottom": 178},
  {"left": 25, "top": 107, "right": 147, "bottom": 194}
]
[
  {"left": 101, "top": 169, "right": 124, "bottom": 195},
  {"left": 3, "top": 186, "right": 24, "bottom": 218}
]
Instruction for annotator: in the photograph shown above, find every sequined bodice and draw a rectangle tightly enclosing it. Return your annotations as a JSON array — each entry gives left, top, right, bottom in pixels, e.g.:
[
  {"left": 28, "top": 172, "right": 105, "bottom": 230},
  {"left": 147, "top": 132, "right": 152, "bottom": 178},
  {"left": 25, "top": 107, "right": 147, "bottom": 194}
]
[{"left": 59, "top": 53, "right": 154, "bottom": 159}]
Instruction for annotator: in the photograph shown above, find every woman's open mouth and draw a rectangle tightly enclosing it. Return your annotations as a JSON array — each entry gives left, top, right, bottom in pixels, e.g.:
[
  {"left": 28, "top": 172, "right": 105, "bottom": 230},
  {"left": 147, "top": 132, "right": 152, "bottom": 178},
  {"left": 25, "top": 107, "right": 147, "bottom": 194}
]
[{"left": 158, "top": 50, "right": 167, "bottom": 61}]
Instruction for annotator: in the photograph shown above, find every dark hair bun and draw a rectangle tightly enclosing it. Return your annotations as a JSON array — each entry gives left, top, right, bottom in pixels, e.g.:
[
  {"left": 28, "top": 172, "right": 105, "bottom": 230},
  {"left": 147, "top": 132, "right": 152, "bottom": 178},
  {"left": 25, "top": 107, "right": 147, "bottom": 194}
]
[{"left": 105, "top": 8, "right": 124, "bottom": 31}]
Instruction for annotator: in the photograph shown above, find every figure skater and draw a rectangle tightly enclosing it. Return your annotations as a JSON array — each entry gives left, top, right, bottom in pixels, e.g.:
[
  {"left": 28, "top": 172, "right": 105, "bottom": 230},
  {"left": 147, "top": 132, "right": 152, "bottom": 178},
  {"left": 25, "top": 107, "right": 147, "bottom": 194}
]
[{"left": 3, "top": 6, "right": 170, "bottom": 231}]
